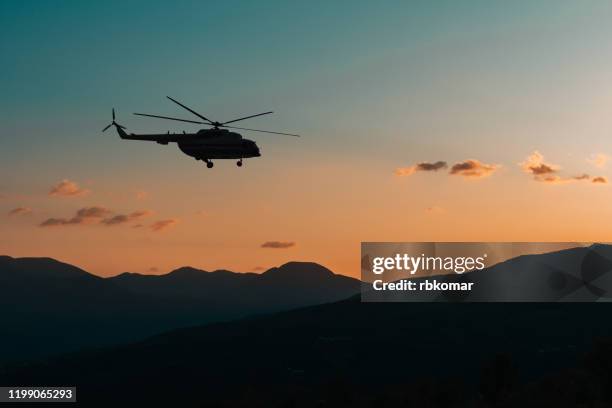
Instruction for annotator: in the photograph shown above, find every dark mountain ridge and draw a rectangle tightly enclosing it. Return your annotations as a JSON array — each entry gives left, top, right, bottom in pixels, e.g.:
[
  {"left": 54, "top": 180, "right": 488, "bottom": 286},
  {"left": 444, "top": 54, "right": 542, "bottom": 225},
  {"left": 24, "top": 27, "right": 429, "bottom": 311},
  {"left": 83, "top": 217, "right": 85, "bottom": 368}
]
[
  {"left": 4, "top": 245, "right": 612, "bottom": 406},
  {"left": 0, "top": 256, "right": 360, "bottom": 362}
]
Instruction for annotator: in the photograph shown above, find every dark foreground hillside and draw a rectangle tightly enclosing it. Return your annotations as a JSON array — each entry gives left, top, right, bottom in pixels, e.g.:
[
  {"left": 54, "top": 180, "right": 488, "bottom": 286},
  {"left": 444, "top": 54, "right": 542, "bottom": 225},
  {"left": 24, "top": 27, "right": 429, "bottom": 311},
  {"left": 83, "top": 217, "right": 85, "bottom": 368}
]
[{"left": 3, "top": 299, "right": 612, "bottom": 407}]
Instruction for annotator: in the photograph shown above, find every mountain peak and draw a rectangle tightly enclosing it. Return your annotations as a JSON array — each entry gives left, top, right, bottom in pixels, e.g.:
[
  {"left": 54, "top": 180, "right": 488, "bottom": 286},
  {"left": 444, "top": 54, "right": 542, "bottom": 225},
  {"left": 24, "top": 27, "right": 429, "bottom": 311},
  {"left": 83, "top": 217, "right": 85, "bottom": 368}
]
[
  {"left": 0, "top": 256, "right": 97, "bottom": 280},
  {"left": 263, "top": 262, "right": 335, "bottom": 279},
  {"left": 167, "top": 266, "right": 207, "bottom": 277}
]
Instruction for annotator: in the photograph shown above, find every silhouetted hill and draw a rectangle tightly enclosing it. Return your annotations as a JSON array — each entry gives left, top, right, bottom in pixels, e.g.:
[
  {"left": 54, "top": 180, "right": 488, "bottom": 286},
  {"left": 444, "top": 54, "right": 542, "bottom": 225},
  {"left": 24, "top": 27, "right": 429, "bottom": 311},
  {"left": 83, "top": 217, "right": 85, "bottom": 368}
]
[
  {"left": 4, "top": 246, "right": 612, "bottom": 407},
  {"left": 0, "top": 257, "right": 360, "bottom": 362},
  {"left": 5, "top": 297, "right": 612, "bottom": 406}
]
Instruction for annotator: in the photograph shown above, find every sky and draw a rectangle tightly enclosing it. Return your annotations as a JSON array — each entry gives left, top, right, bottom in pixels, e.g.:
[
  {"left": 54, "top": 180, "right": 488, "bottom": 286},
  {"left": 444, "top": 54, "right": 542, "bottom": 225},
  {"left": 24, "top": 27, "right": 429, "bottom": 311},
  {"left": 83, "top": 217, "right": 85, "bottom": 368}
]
[{"left": 2, "top": 1, "right": 612, "bottom": 278}]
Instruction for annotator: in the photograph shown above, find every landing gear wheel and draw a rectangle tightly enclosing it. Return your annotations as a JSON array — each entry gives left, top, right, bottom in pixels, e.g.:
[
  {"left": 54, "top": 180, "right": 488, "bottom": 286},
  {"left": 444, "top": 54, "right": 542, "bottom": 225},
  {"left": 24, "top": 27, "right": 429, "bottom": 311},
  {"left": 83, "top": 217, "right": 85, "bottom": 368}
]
[
  {"left": 206, "top": 161, "right": 214, "bottom": 168},
  {"left": 237, "top": 159, "right": 243, "bottom": 167}
]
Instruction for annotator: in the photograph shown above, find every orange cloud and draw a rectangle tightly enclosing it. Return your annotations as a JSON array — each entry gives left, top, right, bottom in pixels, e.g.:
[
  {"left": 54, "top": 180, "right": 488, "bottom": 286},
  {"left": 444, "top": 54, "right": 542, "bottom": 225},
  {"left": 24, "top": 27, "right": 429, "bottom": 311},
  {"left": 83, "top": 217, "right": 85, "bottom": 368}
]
[
  {"left": 588, "top": 154, "right": 608, "bottom": 169},
  {"left": 520, "top": 151, "right": 560, "bottom": 179},
  {"left": 40, "top": 206, "right": 111, "bottom": 227},
  {"left": 49, "top": 179, "right": 90, "bottom": 197},
  {"left": 530, "top": 173, "right": 606, "bottom": 185},
  {"left": 425, "top": 206, "right": 446, "bottom": 215},
  {"left": 261, "top": 241, "right": 295, "bottom": 249},
  {"left": 150, "top": 219, "right": 179, "bottom": 232},
  {"left": 8, "top": 207, "right": 32, "bottom": 216},
  {"left": 102, "top": 210, "right": 154, "bottom": 226},
  {"left": 521, "top": 151, "right": 607, "bottom": 185},
  {"left": 450, "top": 159, "right": 498, "bottom": 178},
  {"left": 135, "top": 190, "right": 149, "bottom": 200},
  {"left": 592, "top": 176, "right": 608, "bottom": 184},
  {"left": 395, "top": 161, "right": 447, "bottom": 176}
]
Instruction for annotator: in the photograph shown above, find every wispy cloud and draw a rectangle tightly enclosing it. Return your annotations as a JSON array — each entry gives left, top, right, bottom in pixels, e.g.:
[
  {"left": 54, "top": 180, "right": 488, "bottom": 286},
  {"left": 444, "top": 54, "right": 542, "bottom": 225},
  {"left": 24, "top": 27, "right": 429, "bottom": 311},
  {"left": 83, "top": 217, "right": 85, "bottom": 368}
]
[
  {"left": 8, "top": 207, "right": 32, "bottom": 216},
  {"left": 588, "top": 153, "right": 608, "bottom": 169},
  {"left": 49, "top": 179, "right": 90, "bottom": 197},
  {"left": 40, "top": 206, "right": 111, "bottom": 227},
  {"left": 102, "top": 210, "right": 154, "bottom": 226},
  {"left": 40, "top": 207, "right": 160, "bottom": 227},
  {"left": 261, "top": 241, "right": 296, "bottom": 249},
  {"left": 449, "top": 160, "right": 499, "bottom": 178},
  {"left": 521, "top": 151, "right": 608, "bottom": 185},
  {"left": 395, "top": 161, "right": 447, "bottom": 176},
  {"left": 150, "top": 219, "right": 179, "bottom": 232},
  {"left": 425, "top": 206, "right": 446, "bottom": 215}
]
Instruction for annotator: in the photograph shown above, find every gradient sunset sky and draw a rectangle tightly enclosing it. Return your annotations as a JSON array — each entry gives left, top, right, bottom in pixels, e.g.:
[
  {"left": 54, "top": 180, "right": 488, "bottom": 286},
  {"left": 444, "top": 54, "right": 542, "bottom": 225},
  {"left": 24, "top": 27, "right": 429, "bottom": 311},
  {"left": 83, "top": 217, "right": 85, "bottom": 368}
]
[{"left": 2, "top": 1, "right": 612, "bottom": 278}]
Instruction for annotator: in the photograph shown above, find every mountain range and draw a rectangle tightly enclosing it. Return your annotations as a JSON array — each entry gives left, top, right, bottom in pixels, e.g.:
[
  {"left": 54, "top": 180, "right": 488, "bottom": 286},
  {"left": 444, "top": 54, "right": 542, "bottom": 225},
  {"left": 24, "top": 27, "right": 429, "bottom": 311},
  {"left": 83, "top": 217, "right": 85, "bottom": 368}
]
[
  {"left": 3, "top": 246, "right": 612, "bottom": 406},
  {"left": 0, "top": 256, "right": 360, "bottom": 362}
]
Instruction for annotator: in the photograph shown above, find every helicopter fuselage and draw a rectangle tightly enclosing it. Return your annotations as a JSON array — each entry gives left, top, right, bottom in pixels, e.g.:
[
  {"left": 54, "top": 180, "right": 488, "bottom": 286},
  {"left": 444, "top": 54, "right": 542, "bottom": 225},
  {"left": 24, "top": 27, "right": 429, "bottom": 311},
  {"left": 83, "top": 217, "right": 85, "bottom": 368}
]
[
  {"left": 117, "top": 127, "right": 261, "bottom": 161},
  {"left": 176, "top": 129, "right": 261, "bottom": 160}
]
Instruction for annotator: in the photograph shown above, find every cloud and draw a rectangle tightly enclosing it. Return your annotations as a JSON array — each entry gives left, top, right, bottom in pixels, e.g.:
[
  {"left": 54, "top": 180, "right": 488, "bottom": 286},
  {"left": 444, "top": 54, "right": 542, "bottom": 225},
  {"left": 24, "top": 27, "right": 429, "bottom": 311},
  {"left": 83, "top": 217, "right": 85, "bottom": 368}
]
[
  {"left": 40, "top": 206, "right": 111, "bottom": 227},
  {"left": 253, "top": 266, "right": 266, "bottom": 271},
  {"left": 40, "top": 207, "right": 161, "bottom": 228},
  {"left": 102, "top": 210, "right": 153, "bottom": 226},
  {"left": 8, "top": 207, "right": 32, "bottom": 216},
  {"left": 520, "top": 151, "right": 607, "bottom": 185},
  {"left": 49, "top": 179, "right": 89, "bottom": 197},
  {"left": 588, "top": 154, "right": 608, "bottom": 169},
  {"left": 136, "top": 190, "right": 149, "bottom": 200},
  {"left": 150, "top": 219, "right": 179, "bottom": 232},
  {"left": 425, "top": 206, "right": 446, "bottom": 215},
  {"left": 147, "top": 267, "right": 159, "bottom": 273},
  {"left": 520, "top": 151, "right": 559, "bottom": 179},
  {"left": 76, "top": 207, "right": 110, "bottom": 218},
  {"left": 449, "top": 160, "right": 498, "bottom": 178},
  {"left": 526, "top": 173, "right": 607, "bottom": 185},
  {"left": 261, "top": 241, "right": 296, "bottom": 249},
  {"left": 395, "top": 161, "right": 447, "bottom": 176},
  {"left": 592, "top": 176, "right": 608, "bottom": 184},
  {"left": 40, "top": 218, "right": 76, "bottom": 227}
]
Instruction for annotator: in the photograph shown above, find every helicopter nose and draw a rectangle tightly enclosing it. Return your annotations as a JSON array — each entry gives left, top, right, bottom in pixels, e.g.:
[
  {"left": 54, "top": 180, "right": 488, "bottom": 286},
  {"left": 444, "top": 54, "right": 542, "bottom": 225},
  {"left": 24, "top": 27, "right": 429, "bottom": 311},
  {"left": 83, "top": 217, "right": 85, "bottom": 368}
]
[{"left": 244, "top": 140, "right": 260, "bottom": 156}]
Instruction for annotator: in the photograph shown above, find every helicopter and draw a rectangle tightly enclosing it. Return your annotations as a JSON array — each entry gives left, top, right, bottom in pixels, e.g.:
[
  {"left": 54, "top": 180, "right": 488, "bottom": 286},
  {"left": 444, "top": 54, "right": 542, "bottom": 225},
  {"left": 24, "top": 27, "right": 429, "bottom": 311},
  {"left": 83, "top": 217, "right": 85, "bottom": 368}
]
[{"left": 102, "top": 96, "right": 300, "bottom": 168}]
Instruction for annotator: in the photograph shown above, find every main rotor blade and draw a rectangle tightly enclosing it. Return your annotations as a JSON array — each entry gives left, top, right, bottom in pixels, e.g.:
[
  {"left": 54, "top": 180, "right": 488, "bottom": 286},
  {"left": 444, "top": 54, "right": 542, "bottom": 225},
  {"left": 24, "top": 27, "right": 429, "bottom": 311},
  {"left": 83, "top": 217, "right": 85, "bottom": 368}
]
[
  {"left": 222, "top": 125, "right": 300, "bottom": 137},
  {"left": 166, "top": 96, "right": 214, "bottom": 124},
  {"left": 102, "top": 124, "right": 112, "bottom": 132},
  {"left": 222, "top": 111, "right": 273, "bottom": 125},
  {"left": 133, "top": 113, "right": 207, "bottom": 125}
]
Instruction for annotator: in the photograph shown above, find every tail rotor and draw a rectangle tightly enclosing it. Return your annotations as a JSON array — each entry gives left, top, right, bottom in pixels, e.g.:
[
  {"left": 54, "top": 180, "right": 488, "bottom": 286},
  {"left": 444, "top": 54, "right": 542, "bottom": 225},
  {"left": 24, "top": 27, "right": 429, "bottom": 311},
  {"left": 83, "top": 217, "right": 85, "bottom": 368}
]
[{"left": 102, "top": 108, "right": 127, "bottom": 132}]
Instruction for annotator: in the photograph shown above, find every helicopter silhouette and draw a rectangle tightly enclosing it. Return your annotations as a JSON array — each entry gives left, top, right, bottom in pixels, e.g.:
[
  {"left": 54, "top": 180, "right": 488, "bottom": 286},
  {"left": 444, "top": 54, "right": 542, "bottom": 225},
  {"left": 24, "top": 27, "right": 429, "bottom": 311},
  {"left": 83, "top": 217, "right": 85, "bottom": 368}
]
[{"left": 103, "top": 96, "right": 300, "bottom": 168}]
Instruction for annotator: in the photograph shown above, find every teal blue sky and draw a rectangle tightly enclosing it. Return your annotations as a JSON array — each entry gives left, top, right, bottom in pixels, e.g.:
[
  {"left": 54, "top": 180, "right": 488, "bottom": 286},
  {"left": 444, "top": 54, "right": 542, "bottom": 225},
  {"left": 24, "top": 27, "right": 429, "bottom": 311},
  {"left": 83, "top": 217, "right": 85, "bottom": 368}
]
[
  {"left": 3, "top": 1, "right": 612, "bottom": 174},
  {"left": 2, "top": 1, "right": 612, "bottom": 276}
]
